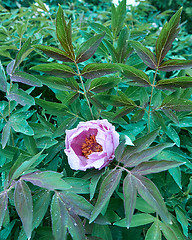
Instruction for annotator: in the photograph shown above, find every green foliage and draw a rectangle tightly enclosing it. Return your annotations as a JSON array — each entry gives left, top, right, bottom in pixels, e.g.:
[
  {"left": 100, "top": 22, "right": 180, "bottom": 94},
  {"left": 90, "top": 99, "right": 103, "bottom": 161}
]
[{"left": 0, "top": 0, "right": 192, "bottom": 239}]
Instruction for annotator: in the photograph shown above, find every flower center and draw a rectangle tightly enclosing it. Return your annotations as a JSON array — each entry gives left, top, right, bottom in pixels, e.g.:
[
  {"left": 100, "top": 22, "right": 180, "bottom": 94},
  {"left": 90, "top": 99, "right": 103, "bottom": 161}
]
[{"left": 81, "top": 135, "right": 103, "bottom": 158}]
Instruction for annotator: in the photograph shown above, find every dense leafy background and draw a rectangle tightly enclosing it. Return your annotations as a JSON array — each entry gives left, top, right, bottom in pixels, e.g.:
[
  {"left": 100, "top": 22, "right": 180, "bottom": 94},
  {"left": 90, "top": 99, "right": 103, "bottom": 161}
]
[{"left": 0, "top": 0, "right": 192, "bottom": 239}]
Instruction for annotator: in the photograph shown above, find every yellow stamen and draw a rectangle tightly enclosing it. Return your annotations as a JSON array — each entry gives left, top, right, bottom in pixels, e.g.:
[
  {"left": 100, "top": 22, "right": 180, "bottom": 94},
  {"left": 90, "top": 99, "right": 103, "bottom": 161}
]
[{"left": 81, "top": 135, "right": 103, "bottom": 158}]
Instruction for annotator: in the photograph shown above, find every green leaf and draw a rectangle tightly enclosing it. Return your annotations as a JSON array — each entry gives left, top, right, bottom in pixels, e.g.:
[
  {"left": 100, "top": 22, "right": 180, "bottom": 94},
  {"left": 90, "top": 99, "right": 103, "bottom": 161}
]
[
  {"left": 124, "top": 143, "right": 175, "bottom": 167},
  {"left": 35, "top": 0, "right": 49, "bottom": 12},
  {"left": 90, "top": 23, "right": 113, "bottom": 40},
  {"left": 159, "top": 221, "right": 178, "bottom": 240},
  {"left": 133, "top": 175, "right": 171, "bottom": 224},
  {"left": 30, "top": 63, "right": 77, "bottom": 78},
  {"left": 1, "top": 121, "right": 11, "bottom": 149},
  {"left": 119, "top": 64, "right": 151, "bottom": 86},
  {"left": 10, "top": 113, "right": 34, "bottom": 136},
  {"left": 93, "top": 93, "right": 136, "bottom": 107},
  {"left": 90, "top": 169, "right": 122, "bottom": 223},
  {"left": 35, "top": 98, "right": 69, "bottom": 116},
  {"left": 165, "top": 125, "right": 180, "bottom": 147},
  {"left": 156, "top": 8, "right": 182, "bottom": 65},
  {"left": 113, "top": 106, "right": 136, "bottom": 119},
  {"left": 132, "top": 160, "right": 184, "bottom": 175},
  {"left": 81, "top": 63, "right": 121, "bottom": 79},
  {"left": 37, "top": 75, "right": 79, "bottom": 91},
  {"left": 159, "top": 59, "right": 192, "bottom": 72},
  {"left": 0, "top": 220, "right": 16, "bottom": 240},
  {"left": 131, "top": 109, "right": 145, "bottom": 122},
  {"left": 162, "top": 109, "right": 179, "bottom": 124},
  {"left": 34, "top": 45, "right": 73, "bottom": 62},
  {"left": 111, "top": 0, "right": 126, "bottom": 38},
  {"left": 135, "top": 197, "right": 155, "bottom": 214},
  {"left": 9, "top": 149, "right": 46, "bottom": 181},
  {"left": 116, "top": 27, "right": 132, "bottom": 63},
  {"left": 76, "top": 32, "right": 105, "bottom": 63},
  {"left": 156, "top": 76, "right": 192, "bottom": 89},
  {"left": 0, "top": 192, "right": 8, "bottom": 229},
  {"left": 0, "top": 61, "right": 7, "bottom": 92},
  {"left": 67, "top": 213, "right": 85, "bottom": 240},
  {"left": 161, "top": 98, "right": 192, "bottom": 111},
  {"left": 21, "top": 171, "right": 71, "bottom": 191},
  {"left": 145, "top": 220, "right": 161, "bottom": 240},
  {"left": 92, "top": 224, "right": 113, "bottom": 240},
  {"left": 175, "top": 207, "right": 188, "bottom": 237},
  {"left": 13, "top": 38, "right": 32, "bottom": 72},
  {"left": 10, "top": 72, "right": 42, "bottom": 87},
  {"left": 114, "top": 213, "right": 155, "bottom": 228},
  {"left": 87, "top": 76, "right": 120, "bottom": 93},
  {"left": 64, "top": 177, "right": 89, "bottom": 194},
  {"left": 14, "top": 180, "right": 33, "bottom": 239},
  {"left": 168, "top": 167, "right": 182, "bottom": 189},
  {"left": 129, "top": 41, "right": 157, "bottom": 69},
  {"left": 53, "top": 116, "right": 76, "bottom": 138},
  {"left": 51, "top": 194, "right": 68, "bottom": 240},
  {"left": 123, "top": 174, "right": 137, "bottom": 228},
  {"left": 56, "top": 5, "right": 75, "bottom": 59},
  {"left": 103, "top": 39, "right": 118, "bottom": 63}
]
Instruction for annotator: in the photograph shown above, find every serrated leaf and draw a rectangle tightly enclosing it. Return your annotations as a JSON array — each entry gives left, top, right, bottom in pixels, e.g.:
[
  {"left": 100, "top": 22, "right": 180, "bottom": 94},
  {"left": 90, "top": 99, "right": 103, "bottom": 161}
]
[
  {"left": 161, "top": 98, "right": 192, "bottom": 111},
  {"left": 35, "top": 98, "right": 69, "bottom": 116},
  {"left": 156, "top": 77, "right": 192, "bottom": 89},
  {"left": 76, "top": 32, "right": 105, "bottom": 63},
  {"left": 81, "top": 63, "right": 120, "bottom": 79},
  {"left": 56, "top": 5, "right": 75, "bottom": 59},
  {"left": 119, "top": 64, "right": 151, "bottom": 86},
  {"left": 88, "top": 76, "right": 120, "bottom": 93},
  {"left": 0, "top": 192, "right": 8, "bottom": 229},
  {"left": 21, "top": 171, "right": 71, "bottom": 191},
  {"left": 90, "top": 169, "right": 122, "bottom": 223},
  {"left": 14, "top": 180, "right": 33, "bottom": 239},
  {"left": 156, "top": 8, "right": 182, "bottom": 64},
  {"left": 13, "top": 38, "right": 32, "bottom": 72},
  {"left": 111, "top": 0, "right": 126, "bottom": 38},
  {"left": 51, "top": 194, "right": 68, "bottom": 240},
  {"left": 159, "top": 59, "right": 192, "bottom": 72},
  {"left": 129, "top": 41, "right": 157, "bottom": 69},
  {"left": 133, "top": 175, "right": 171, "bottom": 224},
  {"left": 30, "top": 63, "right": 76, "bottom": 78},
  {"left": 123, "top": 174, "right": 137, "bottom": 228},
  {"left": 0, "top": 61, "right": 7, "bottom": 92},
  {"left": 145, "top": 220, "right": 161, "bottom": 240},
  {"left": 124, "top": 143, "right": 175, "bottom": 167},
  {"left": 10, "top": 72, "right": 42, "bottom": 87},
  {"left": 132, "top": 160, "right": 184, "bottom": 175},
  {"left": 34, "top": 45, "right": 73, "bottom": 62}
]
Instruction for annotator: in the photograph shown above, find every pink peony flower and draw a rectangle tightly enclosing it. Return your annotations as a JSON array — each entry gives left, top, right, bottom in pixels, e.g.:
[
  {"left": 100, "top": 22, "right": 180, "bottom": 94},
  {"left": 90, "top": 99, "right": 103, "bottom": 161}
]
[{"left": 64, "top": 119, "right": 120, "bottom": 171}]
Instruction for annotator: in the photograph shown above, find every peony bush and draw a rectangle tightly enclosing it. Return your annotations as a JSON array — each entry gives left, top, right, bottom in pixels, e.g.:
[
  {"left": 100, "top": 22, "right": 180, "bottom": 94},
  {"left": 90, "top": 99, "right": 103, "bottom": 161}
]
[{"left": 0, "top": 0, "right": 192, "bottom": 239}]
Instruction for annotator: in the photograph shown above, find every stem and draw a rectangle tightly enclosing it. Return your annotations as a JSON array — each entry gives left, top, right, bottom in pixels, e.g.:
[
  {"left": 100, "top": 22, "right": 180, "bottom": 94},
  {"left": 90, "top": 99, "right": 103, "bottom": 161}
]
[
  {"left": 74, "top": 61, "right": 94, "bottom": 119},
  {"left": 148, "top": 68, "right": 158, "bottom": 132}
]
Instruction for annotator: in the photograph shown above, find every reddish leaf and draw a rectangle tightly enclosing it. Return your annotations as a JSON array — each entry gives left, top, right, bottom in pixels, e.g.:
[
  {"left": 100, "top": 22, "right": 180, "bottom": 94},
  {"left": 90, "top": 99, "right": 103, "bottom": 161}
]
[
  {"left": 159, "top": 59, "right": 192, "bottom": 72},
  {"left": 14, "top": 180, "right": 33, "bottom": 239},
  {"left": 34, "top": 45, "right": 74, "bottom": 62},
  {"left": 76, "top": 32, "right": 105, "bottom": 63},
  {"left": 129, "top": 41, "right": 157, "bottom": 69},
  {"left": 123, "top": 174, "right": 137, "bottom": 228},
  {"left": 90, "top": 169, "right": 122, "bottom": 223},
  {"left": 156, "top": 8, "right": 182, "bottom": 64},
  {"left": 0, "top": 192, "right": 8, "bottom": 229}
]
